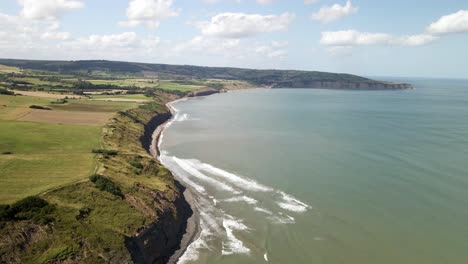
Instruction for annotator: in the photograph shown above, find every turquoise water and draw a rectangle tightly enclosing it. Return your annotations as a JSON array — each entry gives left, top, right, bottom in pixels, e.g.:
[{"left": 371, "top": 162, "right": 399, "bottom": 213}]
[{"left": 160, "top": 78, "right": 468, "bottom": 264}]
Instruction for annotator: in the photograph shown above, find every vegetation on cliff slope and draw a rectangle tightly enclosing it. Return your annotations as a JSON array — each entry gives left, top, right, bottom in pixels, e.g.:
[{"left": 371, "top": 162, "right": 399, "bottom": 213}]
[{"left": 0, "top": 90, "right": 185, "bottom": 263}]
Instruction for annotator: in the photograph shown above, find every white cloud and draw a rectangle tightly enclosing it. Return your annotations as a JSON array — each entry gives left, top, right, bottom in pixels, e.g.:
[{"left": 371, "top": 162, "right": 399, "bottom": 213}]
[
  {"left": 311, "top": 0, "right": 357, "bottom": 24},
  {"left": 69, "top": 32, "right": 160, "bottom": 51},
  {"left": 398, "top": 34, "right": 439, "bottom": 46},
  {"left": 320, "top": 30, "right": 391, "bottom": 46},
  {"left": 320, "top": 30, "right": 437, "bottom": 47},
  {"left": 18, "top": 0, "right": 84, "bottom": 20},
  {"left": 40, "top": 31, "right": 71, "bottom": 40},
  {"left": 255, "top": 41, "right": 288, "bottom": 58},
  {"left": 174, "top": 36, "right": 241, "bottom": 53},
  {"left": 172, "top": 36, "right": 287, "bottom": 63},
  {"left": 120, "top": 0, "right": 179, "bottom": 29},
  {"left": 195, "top": 12, "right": 294, "bottom": 38},
  {"left": 427, "top": 10, "right": 468, "bottom": 35}
]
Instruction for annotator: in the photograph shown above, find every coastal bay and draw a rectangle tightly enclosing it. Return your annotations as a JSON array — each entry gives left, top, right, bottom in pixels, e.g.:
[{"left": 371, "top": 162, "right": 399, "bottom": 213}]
[{"left": 158, "top": 78, "right": 468, "bottom": 264}]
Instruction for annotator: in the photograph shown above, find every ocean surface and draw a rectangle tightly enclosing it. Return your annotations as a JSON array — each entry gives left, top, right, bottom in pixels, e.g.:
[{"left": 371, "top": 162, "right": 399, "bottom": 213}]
[{"left": 159, "top": 78, "right": 468, "bottom": 264}]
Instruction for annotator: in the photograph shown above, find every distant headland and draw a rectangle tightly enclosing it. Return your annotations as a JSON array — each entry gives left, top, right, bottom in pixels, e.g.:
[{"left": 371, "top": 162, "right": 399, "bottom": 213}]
[{"left": 0, "top": 59, "right": 412, "bottom": 90}]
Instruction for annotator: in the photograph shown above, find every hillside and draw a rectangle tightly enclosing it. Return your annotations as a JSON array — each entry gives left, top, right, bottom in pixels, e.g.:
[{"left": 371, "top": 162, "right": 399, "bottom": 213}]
[{"left": 0, "top": 59, "right": 412, "bottom": 90}]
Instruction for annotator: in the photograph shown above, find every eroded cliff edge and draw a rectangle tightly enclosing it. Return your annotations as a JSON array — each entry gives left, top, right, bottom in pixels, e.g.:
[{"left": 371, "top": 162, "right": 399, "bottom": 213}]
[{"left": 0, "top": 91, "right": 192, "bottom": 263}]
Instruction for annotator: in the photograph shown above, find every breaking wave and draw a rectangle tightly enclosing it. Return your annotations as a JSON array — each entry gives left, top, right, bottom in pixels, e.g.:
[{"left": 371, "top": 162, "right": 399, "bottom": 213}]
[{"left": 157, "top": 100, "right": 313, "bottom": 263}]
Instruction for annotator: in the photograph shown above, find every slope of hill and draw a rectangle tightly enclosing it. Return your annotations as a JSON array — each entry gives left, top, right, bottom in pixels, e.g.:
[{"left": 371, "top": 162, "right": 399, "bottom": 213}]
[{"left": 0, "top": 59, "right": 412, "bottom": 90}]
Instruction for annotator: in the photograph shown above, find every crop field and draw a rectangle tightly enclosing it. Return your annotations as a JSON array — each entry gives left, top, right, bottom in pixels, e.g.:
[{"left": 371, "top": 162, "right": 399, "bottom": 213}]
[
  {"left": 0, "top": 64, "right": 21, "bottom": 74},
  {"left": 0, "top": 120, "right": 101, "bottom": 204},
  {"left": 0, "top": 93, "right": 144, "bottom": 203},
  {"left": 0, "top": 94, "right": 53, "bottom": 120},
  {"left": 13, "top": 90, "right": 85, "bottom": 99},
  {"left": 89, "top": 93, "right": 151, "bottom": 100},
  {"left": 18, "top": 109, "right": 114, "bottom": 126},
  {"left": 11, "top": 77, "right": 73, "bottom": 87}
]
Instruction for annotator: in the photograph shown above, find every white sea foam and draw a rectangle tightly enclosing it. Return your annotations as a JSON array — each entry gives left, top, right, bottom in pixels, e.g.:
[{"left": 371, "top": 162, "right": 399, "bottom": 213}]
[
  {"left": 160, "top": 155, "right": 207, "bottom": 194},
  {"left": 224, "top": 196, "right": 258, "bottom": 205},
  {"left": 178, "top": 196, "right": 222, "bottom": 264},
  {"left": 221, "top": 217, "right": 250, "bottom": 255},
  {"left": 186, "top": 159, "right": 273, "bottom": 192},
  {"left": 276, "top": 191, "right": 310, "bottom": 213},
  {"left": 173, "top": 157, "right": 240, "bottom": 194},
  {"left": 270, "top": 213, "right": 296, "bottom": 224},
  {"left": 178, "top": 212, "right": 214, "bottom": 264},
  {"left": 254, "top": 207, "right": 273, "bottom": 215},
  {"left": 175, "top": 113, "right": 189, "bottom": 122}
]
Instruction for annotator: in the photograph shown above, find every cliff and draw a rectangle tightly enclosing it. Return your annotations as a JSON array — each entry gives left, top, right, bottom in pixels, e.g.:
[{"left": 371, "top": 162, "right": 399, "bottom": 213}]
[
  {"left": 0, "top": 91, "right": 192, "bottom": 263},
  {"left": 272, "top": 81, "right": 413, "bottom": 90}
]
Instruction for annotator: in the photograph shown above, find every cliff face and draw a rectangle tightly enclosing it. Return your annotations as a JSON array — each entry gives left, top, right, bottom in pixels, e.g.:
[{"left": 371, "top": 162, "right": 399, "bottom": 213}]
[
  {"left": 125, "top": 182, "right": 192, "bottom": 264},
  {"left": 140, "top": 112, "right": 172, "bottom": 154},
  {"left": 128, "top": 108, "right": 193, "bottom": 264},
  {"left": 273, "top": 81, "right": 412, "bottom": 90}
]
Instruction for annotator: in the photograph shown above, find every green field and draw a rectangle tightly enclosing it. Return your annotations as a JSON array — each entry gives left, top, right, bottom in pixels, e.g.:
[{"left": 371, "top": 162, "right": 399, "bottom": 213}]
[
  {"left": 0, "top": 94, "right": 143, "bottom": 204},
  {"left": 0, "top": 121, "right": 101, "bottom": 204},
  {"left": 0, "top": 94, "right": 53, "bottom": 119},
  {"left": 88, "top": 93, "right": 151, "bottom": 100},
  {"left": 11, "top": 77, "right": 72, "bottom": 87}
]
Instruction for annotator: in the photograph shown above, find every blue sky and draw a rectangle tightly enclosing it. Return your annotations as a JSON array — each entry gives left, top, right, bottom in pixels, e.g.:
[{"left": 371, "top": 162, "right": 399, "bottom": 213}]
[{"left": 0, "top": 0, "right": 467, "bottom": 78}]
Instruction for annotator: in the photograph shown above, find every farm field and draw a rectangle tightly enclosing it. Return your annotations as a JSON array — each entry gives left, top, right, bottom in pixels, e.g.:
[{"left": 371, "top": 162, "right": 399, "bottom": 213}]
[
  {"left": 0, "top": 64, "right": 241, "bottom": 205},
  {"left": 0, "top": 120, "right": 101, "bottom": 203},
  {"left": 0, "top": 93, "right": 143, "bottom": 203}
]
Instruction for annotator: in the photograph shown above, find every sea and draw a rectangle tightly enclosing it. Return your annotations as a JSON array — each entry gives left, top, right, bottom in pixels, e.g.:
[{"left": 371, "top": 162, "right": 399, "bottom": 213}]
[{"left": 158, "top": 77, "right": 468, "bottom": 264}]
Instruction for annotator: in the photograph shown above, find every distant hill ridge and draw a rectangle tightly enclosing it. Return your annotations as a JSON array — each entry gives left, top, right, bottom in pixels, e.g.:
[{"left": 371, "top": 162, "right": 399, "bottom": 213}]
[{"left": 0, "top": 59, "right": 412, "bottom": 90}]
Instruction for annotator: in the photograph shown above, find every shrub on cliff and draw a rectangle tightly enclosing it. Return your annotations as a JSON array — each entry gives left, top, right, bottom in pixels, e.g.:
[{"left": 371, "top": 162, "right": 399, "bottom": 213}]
[
  {"left": 0, "top": 196, "right": 55, "bottom": 224},
  {"left": 92, "top": 149, "right": 118, "bottom": 156},
  {"left": 89, "top": 174, "right": 124, "bottom": 198}
]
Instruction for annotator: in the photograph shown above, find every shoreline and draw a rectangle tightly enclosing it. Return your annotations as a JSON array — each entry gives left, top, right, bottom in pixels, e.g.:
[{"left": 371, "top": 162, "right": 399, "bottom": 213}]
[
  {"left": 150, "top": 88, "right": 256, "bottom": 263},
  {"left": 150, "top": 96, "right": 200, "bottom": 264}
]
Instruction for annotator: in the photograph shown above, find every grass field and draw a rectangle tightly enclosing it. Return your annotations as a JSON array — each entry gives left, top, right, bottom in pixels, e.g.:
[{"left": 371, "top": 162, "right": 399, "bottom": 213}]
[
  {"left": 0, "top": 94, "right": 53, "bottom": 120},
  {"left": 11, "top": 77, "right": 72, "bottom": 87},
  {"left": 0, "top": 120, "right": 101, "bottom": 204},
  {"left": 88, "top": 78, "right": 159, "bottom": 88},
  {"left": 86, "top": 78, "right": 202, "bottom": 92},
  {"left": 0, "top": 94, "right": 143, "bottom": 203},
  {"left": 0, "top": 64, "right": 21, "bottom": 74},
  {"left": 88, "top": 93, "right": 150, "bottom": 100}
]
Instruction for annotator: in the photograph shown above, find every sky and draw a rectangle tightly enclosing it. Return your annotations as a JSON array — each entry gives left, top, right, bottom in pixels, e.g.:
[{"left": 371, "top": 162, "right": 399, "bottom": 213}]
[{"left": 0, "top": 0, "right": 467, "bottom": 78}]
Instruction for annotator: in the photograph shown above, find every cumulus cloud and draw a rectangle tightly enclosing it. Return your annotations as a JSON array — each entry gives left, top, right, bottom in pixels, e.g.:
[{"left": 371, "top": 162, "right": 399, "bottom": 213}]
[
  {"left": 427, "top": 10, "right": 468, "bottom": 35},
  {"left": 172, "top": 35, "right": 288, "bottom": 63},
  {"left": 255, "top": 41, "right": 288, "bottom": 58},
  {"left": 18, "top": 0, "right": 84, "bottom": 20},
  {"left": 311, "top": 0, "right": 357, "bottom": 24},
  {"left": 320, "top": 30, "right": 438, "bottom": 46},
  {"left": 66, "top": 32, "right": 160, "bottom": 50},
  {"left": 194, "top": 12, "right": 294, "bottom": 38},
  {"left": 40, "top": 31, "right": 72, "bottom": 40},
  {"left": 120, "top": 0, "right": 179, "bottom": 28}
]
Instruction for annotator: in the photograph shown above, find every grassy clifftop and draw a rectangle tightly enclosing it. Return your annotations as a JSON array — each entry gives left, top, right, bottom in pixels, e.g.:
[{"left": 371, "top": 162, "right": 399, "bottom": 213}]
[{"left": 0, "top": 91, "right": 189, "bottom": 263}]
